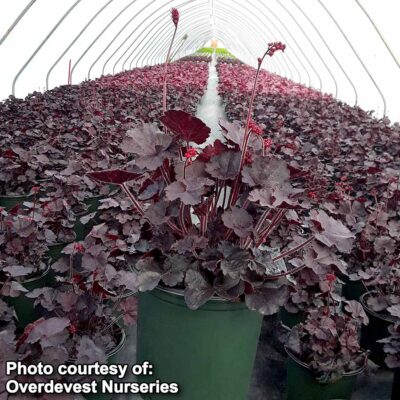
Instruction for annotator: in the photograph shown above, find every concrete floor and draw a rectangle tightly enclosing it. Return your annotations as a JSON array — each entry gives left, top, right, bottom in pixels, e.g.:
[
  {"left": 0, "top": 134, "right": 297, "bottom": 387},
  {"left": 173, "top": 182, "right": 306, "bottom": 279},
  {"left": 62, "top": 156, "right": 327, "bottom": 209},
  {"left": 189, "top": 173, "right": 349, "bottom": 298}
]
[{"left": 195, "top": 51, "right": 227, "bottom": 145}]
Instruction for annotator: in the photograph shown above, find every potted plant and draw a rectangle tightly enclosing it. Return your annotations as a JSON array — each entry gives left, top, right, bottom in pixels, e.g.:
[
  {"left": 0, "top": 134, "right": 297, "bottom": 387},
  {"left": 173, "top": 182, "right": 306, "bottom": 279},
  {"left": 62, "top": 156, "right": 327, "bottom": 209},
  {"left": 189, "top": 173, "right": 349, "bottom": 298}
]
[
  {"left": 285, "top": 274, "right": 369, "bottom": 400},
  {"left": 359, "top": 264, "right": 399, "bottom": 366},
  {"left": 280, "top": 267, "right": 343, "bottom": 329},
  {"left": 22, "top": 249, "right": 138, "bottom": 400},
  {"left": 379, "top": 317, "right": 400, "bottom": 400},
  {"left": 86, "top": 8, "right": 357, "bottom": 400},
  {"left": 0, "top": 208, "right": 50, "bottom": 328},
  {"left": 0, "top": 138, "right": 65, "bottom": 210}
]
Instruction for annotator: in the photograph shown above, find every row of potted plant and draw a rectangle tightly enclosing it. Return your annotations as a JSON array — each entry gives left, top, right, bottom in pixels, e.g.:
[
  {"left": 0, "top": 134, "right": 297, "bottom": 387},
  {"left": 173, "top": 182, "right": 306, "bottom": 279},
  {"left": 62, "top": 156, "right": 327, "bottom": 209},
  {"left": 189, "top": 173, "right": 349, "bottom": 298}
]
[
  {"left": 0, "top": 22, "right": 211, "bottom": 398},
  {"left": 217, "top": 56, "right": 399, "bottom": 398}
]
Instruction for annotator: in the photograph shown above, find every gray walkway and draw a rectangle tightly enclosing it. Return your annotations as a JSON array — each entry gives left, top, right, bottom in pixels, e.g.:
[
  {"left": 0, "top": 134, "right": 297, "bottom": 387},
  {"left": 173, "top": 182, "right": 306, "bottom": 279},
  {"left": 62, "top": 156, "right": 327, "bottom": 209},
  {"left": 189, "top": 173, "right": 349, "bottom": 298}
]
[{"left": 195, "top": 51, "right": 226, "bottom": 145}]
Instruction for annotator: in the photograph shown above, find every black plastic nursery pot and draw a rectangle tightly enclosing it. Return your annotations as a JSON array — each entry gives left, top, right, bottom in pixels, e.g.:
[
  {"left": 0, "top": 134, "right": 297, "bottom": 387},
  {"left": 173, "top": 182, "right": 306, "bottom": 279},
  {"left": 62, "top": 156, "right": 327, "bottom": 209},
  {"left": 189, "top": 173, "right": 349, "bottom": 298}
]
[
  {"left": 137, "top": 287, "right": 263, "bottom": 400},
  {"left": 6, "top": 265, "right": 52, "bottom": 329},
  {"left": 47, "top": 239, "right": 75, "bottom": 262},
  {"left": 78, "top": 326, "right": 126, "bottom": 400},
  {"left": 74, "top": 188, "right": 118, "bottom": 240},
  {"left": 360, "top": 292, "right": 395, "bottom": 367},
  {"left": 285, "top": 348, "right": 364, "bottom": 400},
  {"left": 279, "top": 307, "right": 306, "bottom": 329},
  {"left": 392, "top": 368, "right": 400, "bottom": 400},
  {"left": 341, "top": 277, "right": 367, "bottom": 301},
  {"left": 0, "top": 193, "right": 31, "bottom": 210}
]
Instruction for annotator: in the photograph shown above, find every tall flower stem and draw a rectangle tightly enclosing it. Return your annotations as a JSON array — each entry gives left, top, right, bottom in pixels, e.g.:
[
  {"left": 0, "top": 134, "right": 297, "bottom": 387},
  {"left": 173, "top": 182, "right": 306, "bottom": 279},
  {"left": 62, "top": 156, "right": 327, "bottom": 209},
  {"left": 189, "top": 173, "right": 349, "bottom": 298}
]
[
  {"left": 229, "top": 50, "right": 269, "bottom": 207},
  {"left": 162, "top": 9, "right": 179, "bottom": 113}
]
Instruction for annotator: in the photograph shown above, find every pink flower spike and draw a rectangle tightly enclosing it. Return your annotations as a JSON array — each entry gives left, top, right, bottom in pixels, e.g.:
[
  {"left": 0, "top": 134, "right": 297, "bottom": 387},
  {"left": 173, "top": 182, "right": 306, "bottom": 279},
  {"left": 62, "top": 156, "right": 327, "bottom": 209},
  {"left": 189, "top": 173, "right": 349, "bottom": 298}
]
[{"left": 171, "top": 8, "right": 180, "bottom": 27}]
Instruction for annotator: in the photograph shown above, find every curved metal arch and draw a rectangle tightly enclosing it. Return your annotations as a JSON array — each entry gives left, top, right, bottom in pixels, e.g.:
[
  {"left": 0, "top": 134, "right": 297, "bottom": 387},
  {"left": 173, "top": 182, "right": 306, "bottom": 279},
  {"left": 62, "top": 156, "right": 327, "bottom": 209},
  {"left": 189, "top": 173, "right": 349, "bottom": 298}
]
[
  {"left": 316, "top": 0, "right": 386, "bottom": 115},
  {"left": 0, "top": 0, "right": 37, "bottom": 47},
  {"left": 99, "top": 0, "right": 162, "bottom": 75},
  {"left": 46, "top": 0, "right": 114, "bottom": 90},
  {"left": 12, "top": 0, "right": 82, "bottom": 96},
  {"left": 132, "top": 2, "right": 256, "bottom": 70},
  {"left": 142, "top": 1, "right": 268, "bottom": 68},
  {"left": 70, "top": 0, "right": 139, "bottom": 82},
  {"left": 355, "top": 0, "right": 400, "bottom": 70},
  {"left": 137, "top": 16, "right": 211, "bottom": 68},
  {"left": 144, "top": 3, "right": 275, "bottom": 74},
  {"left": 288, "top": 0, "right": 356, "bottom": 103},
  {"left": 131, "top": 3, "right": 212, "bottom": 69},
  {"left": 288, "top": 0, "right": 340, "bottom": 98},
  {"left": 171, "top": 28, "right": 240, "bottom": 63},
  {"left": 124, "top": 3, "right": 209, "bottom": 70},
  {"left": 256, "top": 0, "right": 311, "bottom": 86},
  {"left": 151, "top": 27, "right": 239, "bottom": 65},
  {"left": 229, "top": 0, "right": 289, "bottom": 78},
  {"left": 90, "top": 0, "right": 157, "bottom": 78},
  {"left": 114, "top": 0, "right": 199, "bottom": 74},
  {"left": 182, "top": 31, "right": 240, "bottom": 60},
  {"left": 151, "top": 27, "right": 239, "bottom": 66},
  {"left": 141, "top": 8, "right": 253, "bottom": 70},
  {"left": 274, "top": 0, "right": 323, "bottom": 90},
  {"left": 252, "top": 0, "right": 302, "bottom": 82},
  {"left": 170, "top": 34, "right": 189, "bottom": 61},
  {"left": 125, "top": 2, "right": 209, "bottom": 71},
  {"left": 177, "top": 25, "right": 254, "bottom": 64},
  {"left": 156, "top": 22, "right": 249, "bottom": 66},
  {"left": 212, "top": 3, "right": 281, "bottom": 74}
]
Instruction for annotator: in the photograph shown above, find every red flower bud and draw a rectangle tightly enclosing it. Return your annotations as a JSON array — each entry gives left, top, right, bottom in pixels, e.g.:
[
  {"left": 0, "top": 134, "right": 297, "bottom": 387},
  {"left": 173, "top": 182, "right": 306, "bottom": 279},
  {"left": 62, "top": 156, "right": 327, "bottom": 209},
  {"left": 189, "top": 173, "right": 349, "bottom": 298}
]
[
  {"left": 244, "top": 151, "right": 253, "bottom": 165},
  {"left": 326, "top": 273, "right": 336, "bottom": 283},
  {"left": 307, "top": 191, "right": 317, "bottom": 200},
  {"left": 184, "top": 147, "right": 198, "bottom": 160},
  {"left": 74, "top": 243, "right": 85, "bottom": 253},
  {"left": 68, "top": 324, "right": 78, "bottom": 334},
  {"left": 171, "top": 8, "right": 179, "bottom": 27},
  {"left": 249, "top": 119, "right": 263, "bottom": 136},
  {"left": 263, "top": 138, "right": 273, "bottom": 149}
]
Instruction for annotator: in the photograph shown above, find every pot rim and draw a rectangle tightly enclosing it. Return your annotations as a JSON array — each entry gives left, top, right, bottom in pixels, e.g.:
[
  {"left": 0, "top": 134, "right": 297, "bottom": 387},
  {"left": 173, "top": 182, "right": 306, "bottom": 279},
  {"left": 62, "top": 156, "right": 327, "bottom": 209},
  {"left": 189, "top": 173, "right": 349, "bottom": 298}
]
[
  {"left": 47, "top": 232, "right": 77, "bottom": 248},
  {"left": 22, "top": 263, "right": 51, "bottom": 284},
  {"left": 68, "top": 324, "right": 126, "bottom": 362},
  {"left": 156, "top": 285, "right": 237, "bottom": 302},
  {"left": 0, "top": 193, "right": 32, "bottom": 199},
  {"left": 284, "top": 346, "right": 367, "bottom": 377},
  {"left": 359, "top": 292, "right": 397, "bottom": 323}
]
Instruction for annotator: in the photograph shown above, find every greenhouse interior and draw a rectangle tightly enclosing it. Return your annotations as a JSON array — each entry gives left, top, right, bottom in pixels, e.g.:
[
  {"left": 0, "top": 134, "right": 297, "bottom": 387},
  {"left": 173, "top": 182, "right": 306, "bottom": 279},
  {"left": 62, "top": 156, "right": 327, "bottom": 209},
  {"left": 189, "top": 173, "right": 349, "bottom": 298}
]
[{"left": 0, "top": 1, "right": 400, "bottom": 399}]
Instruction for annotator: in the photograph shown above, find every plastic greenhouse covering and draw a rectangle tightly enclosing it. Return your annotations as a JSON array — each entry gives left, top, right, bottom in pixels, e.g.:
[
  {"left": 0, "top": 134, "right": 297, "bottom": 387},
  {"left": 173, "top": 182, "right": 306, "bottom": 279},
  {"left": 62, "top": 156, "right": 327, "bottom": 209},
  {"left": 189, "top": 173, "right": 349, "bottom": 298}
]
[
  {"left": 2, "top": 2, "right": 400, "bottom": 400},
  {"left": 1, "top": 0, "right": 400, "bottom": 121}
]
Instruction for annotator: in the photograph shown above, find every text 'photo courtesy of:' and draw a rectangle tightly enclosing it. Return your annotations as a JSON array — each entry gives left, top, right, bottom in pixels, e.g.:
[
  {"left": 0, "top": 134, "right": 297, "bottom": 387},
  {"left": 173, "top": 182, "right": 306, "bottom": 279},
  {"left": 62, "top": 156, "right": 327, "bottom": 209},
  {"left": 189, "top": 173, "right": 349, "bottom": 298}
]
[{"left": 0, "top": 1, "right": 400, "bottom": 400}]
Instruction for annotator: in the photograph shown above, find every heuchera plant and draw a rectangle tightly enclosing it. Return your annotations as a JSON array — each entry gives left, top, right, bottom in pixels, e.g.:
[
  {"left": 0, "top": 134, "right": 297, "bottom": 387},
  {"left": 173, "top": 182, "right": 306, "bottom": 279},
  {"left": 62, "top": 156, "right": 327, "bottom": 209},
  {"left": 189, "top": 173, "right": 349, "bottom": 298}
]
[
  {"left": 0, "top": 208, "right": 48, "bottom": 297},
  {"left": 287, "top": 274, "right": 368, "bottom": 383},
  {"left": 87, "top": 9, "right": 354, "bottom": 313},
  {"left": 379, "top": 321, "right": 400, "bottom": 369}
]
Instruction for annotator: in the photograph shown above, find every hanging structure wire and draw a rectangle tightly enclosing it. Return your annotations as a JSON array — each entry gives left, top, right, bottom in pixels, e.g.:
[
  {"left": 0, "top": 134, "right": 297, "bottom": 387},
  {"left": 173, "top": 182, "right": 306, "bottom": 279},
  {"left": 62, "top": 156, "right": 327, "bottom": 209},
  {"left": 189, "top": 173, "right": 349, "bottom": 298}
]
[{"left": 0, "top": 0, "right": 399, "bottom": 121}]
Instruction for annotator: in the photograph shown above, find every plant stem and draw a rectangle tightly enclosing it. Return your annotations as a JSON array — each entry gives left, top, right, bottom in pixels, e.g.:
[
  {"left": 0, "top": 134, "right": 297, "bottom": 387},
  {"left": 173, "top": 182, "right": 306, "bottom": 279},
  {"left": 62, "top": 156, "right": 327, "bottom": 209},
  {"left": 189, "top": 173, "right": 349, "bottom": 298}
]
[
  {"left": 121, "top": 183, "right": 144, "bottom": 216},
  {"left": 272, "top": 236, "right": 315, "bottom": 262},
  {"left": 229, "top": 51, "right": 269, "bottom": 208},
  {"left": 162, "top": 26, "right": 178, "bottom": 113},
  {"left": 256, "top": 209, "right": 286, "bottom": 247}
]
